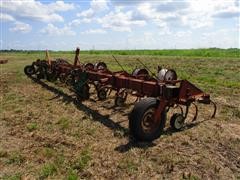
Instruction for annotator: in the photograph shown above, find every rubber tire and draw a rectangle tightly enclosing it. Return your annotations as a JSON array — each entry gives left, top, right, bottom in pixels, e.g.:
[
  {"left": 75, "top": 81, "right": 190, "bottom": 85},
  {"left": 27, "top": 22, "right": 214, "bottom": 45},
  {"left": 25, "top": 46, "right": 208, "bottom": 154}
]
[
  {"left": 129, "top": 98, "right": 166, "bottom": 141},
  {"left": 76, "top": 84, "right": 90, "bottom": 101},
  {"left": 95, "top": 62, "right": 107, "bottom": 70},
  {"left": 114, "top": 96, "right": 125, "bottom": 107},
  {"left": 24, "top": 65, "right": 35, "bottom": 76},
  {"left": 97, "top": 88, "right": 107, "bottom": 100},
  {"left": 84, "top": 63, "right": 94, "bottom": 70},
  {"left": 170, "top": 113, "right": 184, "bottom": 131}
]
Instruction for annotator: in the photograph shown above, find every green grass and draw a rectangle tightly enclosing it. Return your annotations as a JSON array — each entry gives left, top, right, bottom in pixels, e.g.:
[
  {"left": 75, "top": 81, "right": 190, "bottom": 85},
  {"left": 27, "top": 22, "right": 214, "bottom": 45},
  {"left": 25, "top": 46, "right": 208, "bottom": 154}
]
[
  {"left": 57, "top": 117, "right": 70, "bottom": 130},
  {"left": 72, "top": 148, "right": 92, "bottom": 171},
  {"left": 26, "top": 122, "right": 38, "bottom": 132},
  {"left": 66, "top": 169, "right": 79, "bottom": 180},
  {"left": 41, "top": 147, "right": 56, "bottom": 159},
  {"left": 118, "top": 159, "right": 138, "bottom": 173},
  {"left": 83, "top": 48, "right": 240, "bottom": 58},
  {"left": 1, "top": 48, "right": 240, "bottom": 57},
  {"left": 2, "top": 173, "right": 22, "bottom": 180},
  {"left": 39, "top": 163, "right": 57, "bottom": 179},
  {"left": 6, "top": 152, "right": 25, "bottom": 165}
]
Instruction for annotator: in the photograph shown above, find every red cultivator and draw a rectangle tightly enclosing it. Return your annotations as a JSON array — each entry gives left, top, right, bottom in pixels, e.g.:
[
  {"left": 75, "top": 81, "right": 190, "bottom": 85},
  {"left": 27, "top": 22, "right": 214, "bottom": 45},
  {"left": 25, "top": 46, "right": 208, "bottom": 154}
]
[{"left": 24, "top": 48, "right": 217, "bottom": 141}]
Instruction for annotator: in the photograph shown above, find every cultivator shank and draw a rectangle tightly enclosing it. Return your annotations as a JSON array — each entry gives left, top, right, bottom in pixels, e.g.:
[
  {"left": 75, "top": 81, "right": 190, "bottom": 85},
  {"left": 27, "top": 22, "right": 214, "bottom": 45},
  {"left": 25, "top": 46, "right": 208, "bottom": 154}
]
[{"left": 24, "top": 48, "right": 216, "bottom": 141}]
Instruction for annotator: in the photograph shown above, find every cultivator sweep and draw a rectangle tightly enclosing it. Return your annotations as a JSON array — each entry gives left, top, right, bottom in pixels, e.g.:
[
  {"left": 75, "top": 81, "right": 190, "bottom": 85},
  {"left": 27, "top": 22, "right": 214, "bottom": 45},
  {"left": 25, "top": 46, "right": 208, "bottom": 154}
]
[{"left": 24, "top": 48, "right": 217, "bottom": 141}]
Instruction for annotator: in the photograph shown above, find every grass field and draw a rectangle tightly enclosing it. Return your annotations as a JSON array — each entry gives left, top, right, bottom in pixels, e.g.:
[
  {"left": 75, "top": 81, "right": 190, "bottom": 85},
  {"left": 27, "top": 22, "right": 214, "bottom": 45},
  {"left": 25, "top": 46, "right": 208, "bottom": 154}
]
[
  {"left": 1, "top": 50, "right": 240, "bottom": 179},
  {"left": 3, "top": 48, "right": 240, "bottom": 58}
]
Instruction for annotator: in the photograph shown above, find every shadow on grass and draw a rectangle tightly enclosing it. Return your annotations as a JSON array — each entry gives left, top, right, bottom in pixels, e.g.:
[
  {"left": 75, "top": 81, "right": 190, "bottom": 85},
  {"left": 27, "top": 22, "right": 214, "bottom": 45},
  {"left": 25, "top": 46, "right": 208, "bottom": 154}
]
[
  {"left": 29, "top": 77, "right": 128, "bottom": 135},
  {"left": 114, "top": 122, "right": 202, "bottom": 153},
  {"left": 29, "top": 77, "right": 204, "bottom": 153},
  {"left": 114, "top": 139, "right": 156, "bottom": 153}
]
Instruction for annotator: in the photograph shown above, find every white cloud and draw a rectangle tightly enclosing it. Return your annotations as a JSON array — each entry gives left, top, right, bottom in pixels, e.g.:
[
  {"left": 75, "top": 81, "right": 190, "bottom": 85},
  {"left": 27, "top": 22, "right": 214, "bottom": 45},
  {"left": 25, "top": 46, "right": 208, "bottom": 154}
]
[
  {"left": 40, "top": 24, "right": 76, "bottom": 36},
  {"left": 110, "top": 0, "right": 145, "bottom": 6},
  {"left": 0, "top": 13, "right": 15, "bottom": 22},
  {"left": 69, "top": 18, "right": 95, "bottom": 27},
  {"left": 98, "top": 10, "right": 146, "bottom": 32},
  {"left": 48, "top": 1, "right": 75, "bottom": 12},
  {"left": 76, "top": 0, "right": 108, "bottom": 23},
  {"left": 9, "top": 21, "right": 32, "bottom": 33},
  {"left": 213, "top": 6, "right": 240, "bottom": 18},
  {"left": 111, "top": 0, "right": 239, "bottom": 29},
  {"left": 73, "top": 0, "right": 239, "bottom": 33},
  {"left": 175, "top": 30, "right": 192, "bottom": 38},
  {"left": 81, "top": 29, "right": 107, "bottom": 34},
  {"left": 125, "top": 32, "right": 159, "bottom": 49},
  {"left": 91, "top": 0, "right": 108, "bottom": 12},
  {"left": 77, "top": 9, "right": 95, "bottom": 19},
  {"left": 182, "top": 0, "right": 239, "bottom": 28},
  {"left": 201, "top": 28, "right": 239, "bottom": 48},
  {"left": 1, "top": 0, "right": 74, "bottom": 22},
  {"left": 181, "top": 13, "right": 213, "bottom": 29}
]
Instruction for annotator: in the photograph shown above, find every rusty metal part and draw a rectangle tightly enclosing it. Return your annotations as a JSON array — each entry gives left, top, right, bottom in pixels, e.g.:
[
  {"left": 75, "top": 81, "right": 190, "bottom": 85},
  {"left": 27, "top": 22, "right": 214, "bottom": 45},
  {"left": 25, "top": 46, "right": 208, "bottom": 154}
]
[
  {"left": 210, "top": 100, "right": 217, "bottom": 118},
  {"left": 24, "top": 47, "right": 217, "bottom": 141},
  {"left": 192, "top": 102, "right": 198, "bottom": 121},
  {"left": 132, "top": 68, "right": 149, "bottom": 76},
  {"left": 74, "top": 47, "right": 80, "bottom": 66}
]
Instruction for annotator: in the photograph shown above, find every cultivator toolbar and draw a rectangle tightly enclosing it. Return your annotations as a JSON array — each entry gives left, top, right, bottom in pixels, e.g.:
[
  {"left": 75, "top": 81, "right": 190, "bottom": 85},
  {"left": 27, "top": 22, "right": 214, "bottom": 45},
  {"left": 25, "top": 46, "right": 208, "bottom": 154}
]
[{"left": 24, "top": 48, "right": 216, "bottom": 141}]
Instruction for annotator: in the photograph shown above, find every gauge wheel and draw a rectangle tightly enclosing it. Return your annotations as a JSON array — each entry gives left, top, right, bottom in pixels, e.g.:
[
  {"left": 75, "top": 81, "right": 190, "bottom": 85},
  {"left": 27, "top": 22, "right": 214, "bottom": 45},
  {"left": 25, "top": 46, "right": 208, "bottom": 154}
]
[
  {"left": 114, "top": 96, "right": 125, "bottom": 107},
  {"left": 76, "top": 84, "right": 90, "bottom": 101},
  {"left": 97, "top": 88, "right": 107, "bottom": 100},
  {"left": 24, "top": 65, "right": 35, "bottom": 76},
  {"left": 170, "top": 113, "right": 185, "bottom": 131}
]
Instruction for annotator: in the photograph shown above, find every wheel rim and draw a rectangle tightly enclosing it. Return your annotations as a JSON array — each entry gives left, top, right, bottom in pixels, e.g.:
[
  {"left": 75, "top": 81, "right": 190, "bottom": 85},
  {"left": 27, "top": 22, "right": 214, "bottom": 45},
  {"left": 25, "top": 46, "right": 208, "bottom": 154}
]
[
  {"left": 27, "top": 67, "right": 34, "bottom": 74},
  {"left": 174, "top": 115, "right": 184, "bottom": 129},
  {"left": 141, "top": 108, "right": 158, "bottom": 133},
  {"left": 85, "top": 63, "right": 94, "bottom": 70}
]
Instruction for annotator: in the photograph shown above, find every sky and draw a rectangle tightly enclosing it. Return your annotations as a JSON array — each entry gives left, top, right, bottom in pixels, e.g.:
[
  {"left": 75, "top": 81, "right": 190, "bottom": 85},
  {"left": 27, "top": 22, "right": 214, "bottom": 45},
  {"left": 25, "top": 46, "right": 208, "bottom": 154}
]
[{"left": 0, "top": 0, "right": 239, "bottom": 50}]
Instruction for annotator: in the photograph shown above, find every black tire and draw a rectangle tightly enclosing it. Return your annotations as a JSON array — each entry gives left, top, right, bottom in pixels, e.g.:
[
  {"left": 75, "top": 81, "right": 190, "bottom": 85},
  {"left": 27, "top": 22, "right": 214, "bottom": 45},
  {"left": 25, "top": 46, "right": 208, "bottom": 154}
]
[
  {"left": 129, "top": 98, "right": 166, "bottom": 141},
  {"left": 170, "top": 113, "right": 185, "bottom": 131},
  {"left": 95, "top": 62, "right": 107, "bottom": 70},
  {"left": 46, "top": 71, "right": 58, "bottom": 82},
  {"left": 24, "top": 65, "right": 35, "bottom": 76},
  {"left": 76, "top": 84, "right": 90, "bottom": 101},
  {"left": 97, "top": 88, "right": 107, "bottom": 100},
  {"left": 114, "top": 96, "right": 125, "bottom": 107},
  {"left": 84, "top": 63, "right": 94, "bottom": 70},
  {"left": 132, "top": 68, "right": 149, "bottom": 76}
]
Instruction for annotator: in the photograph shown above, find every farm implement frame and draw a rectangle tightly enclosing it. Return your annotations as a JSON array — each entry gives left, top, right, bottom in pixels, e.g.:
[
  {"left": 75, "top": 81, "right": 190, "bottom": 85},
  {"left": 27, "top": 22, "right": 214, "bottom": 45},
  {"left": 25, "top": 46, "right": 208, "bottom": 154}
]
[{"left": 24, "top": 48, "right": 217, "bottom": 141}]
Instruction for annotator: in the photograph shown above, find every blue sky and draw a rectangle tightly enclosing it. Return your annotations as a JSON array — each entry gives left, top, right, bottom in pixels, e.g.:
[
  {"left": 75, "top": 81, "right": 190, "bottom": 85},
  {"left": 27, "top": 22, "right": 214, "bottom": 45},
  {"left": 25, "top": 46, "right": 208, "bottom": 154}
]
[{"left": 1, "top": 0, "right": 239, "bottom": 50}]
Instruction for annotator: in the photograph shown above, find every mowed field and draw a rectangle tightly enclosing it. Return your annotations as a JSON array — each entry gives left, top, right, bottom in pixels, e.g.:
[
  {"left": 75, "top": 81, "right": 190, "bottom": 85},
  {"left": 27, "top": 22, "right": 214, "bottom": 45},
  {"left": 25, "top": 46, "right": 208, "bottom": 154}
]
[{"left": 0, "top": 50, "right": 240, "bottom": 179}]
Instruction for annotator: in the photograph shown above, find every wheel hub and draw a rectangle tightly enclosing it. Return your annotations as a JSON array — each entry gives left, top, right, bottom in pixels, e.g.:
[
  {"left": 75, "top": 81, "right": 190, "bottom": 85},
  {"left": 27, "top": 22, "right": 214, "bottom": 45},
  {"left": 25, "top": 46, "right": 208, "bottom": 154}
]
[
  {"left": 174, "top": 115, "right": 184, "bottom": 129},
  {"left": 141, "top": 108, "right": 158, "bottom": 133}
]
